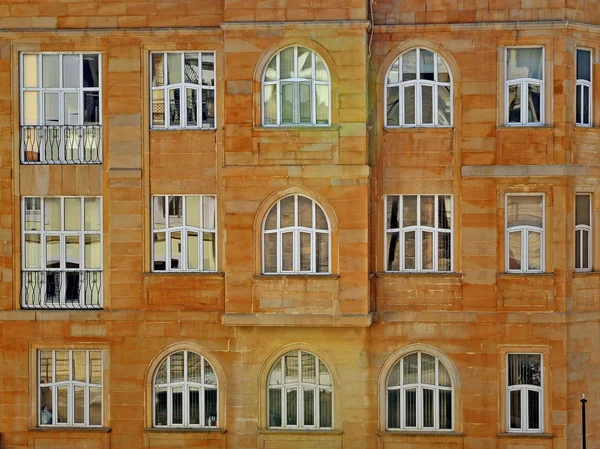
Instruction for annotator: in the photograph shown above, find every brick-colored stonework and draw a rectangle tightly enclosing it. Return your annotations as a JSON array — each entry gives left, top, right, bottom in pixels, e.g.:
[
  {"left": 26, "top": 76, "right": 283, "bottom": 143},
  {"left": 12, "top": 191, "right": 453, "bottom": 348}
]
[{"left": 0, "top": 2, "right": 598, "bottom": 449}]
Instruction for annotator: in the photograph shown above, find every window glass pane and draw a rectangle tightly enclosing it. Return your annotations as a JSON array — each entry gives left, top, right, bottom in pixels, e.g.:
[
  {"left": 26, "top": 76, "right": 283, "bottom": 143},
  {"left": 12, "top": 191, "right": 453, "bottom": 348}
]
[
  {"left": 403, "top": 353, "right": 418, "bottom": 384},
  {"left": 387, "top": 196, "right": 400, "bottom": 229},
  {"left": 527, "top": 231, "right": 541, "bottom": 271},
  {"left": 152, "top": 53, "right": 165, "bottom": 87},
  {"left": 285, "top": 352, "right": 299, "bottom": 383},
  {"left": 298, "top": 196, "right": 312, "bottom": 228},
  {"left": 301, "top": 352, "right": 316, "bottom": 384},
  {"left": 421, "top": 85, "right": 433, "bottom": 124},
  {"left": 74, "top": 386, "right": 85, "bottom": 424},
  {"left": 507, "top": 83, "right": 521, "bottom": 123},
  {"left": 63, "top": 55, "right": 79, "bottom": 88},
  {"left": 40, "top": 386, "right": 53, "bottom": 425},
  {"left": 507, "top": 48, "right": 543, "bottom": 80},
  {"left": 402, "top": 50, "right": 417, "bottom": 81},
  {"left": 438, "top": 85, "right": 451, "bottom": 125},
  {"left": 64, "top": 92, "right": 79, "bottom": 127},
  {"left": 576, "top": 230, "right": 582, "bottom": 270},
  {"left": 304, "top": 389, "right": 315, "bottom": 426},
  {"left": 318, "top": 360, "right": 332, "bottom": 386},
  {"left": 438, "top": 232, "right": 452, "bottom": 272},
  {"left": 577, "top": 85, "right": 582, "bottom": 124},
  {"left": 83, "top": 91, "right": 100, "bottom": 125},
  {"left": 172, "top": 386, "right": 183, "bottom": 424},
  {"left": 153, "top": 232, "right": 166, "bottom": 271},
  {"left": 509, "top": 389, "right": 521, "bottom": 429},
  {"left": 265, "top": 56, "right": 277, "bottom": 82},
  {"left": 184, "top": 53, "right": 199, "bottom": 84},
  {"left": 316, "top": 84, "right": 329, "bottom": 124},
  {"left": 23, "top": 54, "right": 38, "bottom": 88},
  {"left": 152, "top": 89, "right": 165, "bottom": 126},
  {"left": 404, "top": 231, "right": 416, "bottom": 270},
  {"left": 170, "top": 352, "right": 184, "bottom": 382},
  {"left": 269, "top": 361, "right": 282, "bottom": 385},
  {"left": 264, "top": 84, "right": 277, "bottom": 125},
  {"left": 299, "top": 83, "right": 311, "bottom": 123},
  {"left": 65, "top": 198, "right": 81, "bottom": 231},
  {"left": 280, "top": 47, "right": 295, "bottom": 79},
  {"left": 72, "top": 351, "right": 86, "bottom": 382},
  {"left": 316, "top": 205, "right": 328, "bottom": 230},
  {"left": 189, "top": 387, "right": 200, "bottom": 425},
  {"left": 405, "top": 389, "right": 417, "bottom": 427},
  {"left": 297, "top": 47, "right": 312, "bottom": 79},
  {"left": 280, "top": 196, "right": 295, "bottom": 228},
  {"left": 265, "top": 205, "right": 277, "bottom": 231},
  {"left": 170, "top": 231, "right": 181, "bottom": 269},
  {"left": 300, "top": 232, "right": 311, "bottom": 272},
  {"left": 264, "top": 233, "right": 277, "bottom": 273},
  {"left": 202, "top": 89, "right": 215, "bottom": 127},
  {"left": 437, "top": 56, "right": 450, "bottom": 83},
  {"left": 187, "top": 351, "right": 201, "bottom": 382},
  {"left": 205, "top": 388, "right": 218, "bottom": 426},
  {"left": 155, "top": 387, "right": 167, "bottom": 425},
  {"left": 583, "top": 230, "right": 589, "bottom": 270},
  {"left": 439, "top": 389, "right": 452, "bottom": 429},
  {"left": 528, "top": 390, "right": 541, "bottom": 429},
  {"left": 422, "top": 231, "right": 434, "bottom": 270},
  {"left": 403, "top": 196, "right": 417, "bottom": 227},
  {"left": 577, "top": 49, "right": 591, "bottom": 81},
  {"left": 167, "top": 53, "right": 181, "bottom": 84},
  {"left": 527, "top": 83, "right": 542, "bottom": 123},
  {"left": 186, "top": 88, "right": 198, "bottom": 126},
  {"left": 508, "top": 230, "right": 522, "bottom": 270},
  {"left": 583, "top": 85, "right": 590, "bottom": 125},
  {"left": 44, "top": 92, "right": 59, "bottom": 126},
  {"left": 508, "top": 354, "right": 541, "bottom": 386},
  {"left": 23, "top": 91, "right": 39, "bottom": 125},
  {"left": 205, "top": 359, "right": 217, "bottom": 385},
  {"left": 202, "top": 53, "right": 215, "bottom": 86},
  {"left": 25, "top": 198, "right": 42, "bottom": 231},
  {"left": 46, "top": 235, "right": 60, "bottom": 269},
  {"left": 188, "top": 231, "right": 199, "bottom": 270},
  {"left": 90, "top": 351, "right": 102, "bottom": 384},
  {"left": 387, "top": 232, "right": 400, "bottom": 271},
  {"left": 57, "top": 385, "right": 68, "bottom": 423},
  {"left": 388, "top": 361, "right": 401, "bottom": 387},
  {"left": 39, "top": 351, "right": 54, "bottom": 384},
  {"left": 169, "top": 88, "right": 180, "bottom": 126},
  {"left": 438, "top": 362, "right": 452, "bottom": 387},
  {"left": 316, "top": 232, "right": 329, "bottom": 273},
  {"left": 286, "top": 388, "right": 298, "bottom": 426},
  {"left": 421, "top": 353, "right": 435, "bottom": 384},
  {"left": 387, "top": 389, "right": 400, "bottom": 429},
  {"left": 404, "top": 85, "right": 416, "bottom": 125},
  {"left": 203, "top": 196, "right": 216, "bottom": 229},
  {"left": 83, "top": 54, "right": 99, "bottom": 88},
  {"left": 388, "top": 59, "right": 399, "bottom": 84},
  {"left": 185, "top": 196, "right": 200, "bottom": 228},
  {"left": 423, "top": 388, "right": 434, "bottom": 427},
  {"left": 319, "top": 389, "right": 332, "bottom": 427},
  {"left": 315, "top": 55, "right": 328, "bottom": 82},
  {"left": 153, "top": 197, "right": 166, "bottom": 230},
  {"left": 269, "top": 388, "right": 282, "bottom": 427},
  {"left": 386, "top": 86, "right": 400, "bottom": 126},
  {"left": 420, "top": 50, "right": 435, "bottom": 81},
  {"left": 25, "top": 234, "right": 41, "bottom": 268},
  {"left": 42, "top": 55, "right": 59, "bottom": 88},
  {"left": 155, "top": 360, "right": 167, "bottom": 384},
  {"left": 168, "top": 196, "right": 183, "bottom": 227},
  {"left": 507, "top": 195, "right": 543, "bottom": 228},
  {"left": 420, "top": 196, "right": 435, "bottom": 227},
  {"left": 281, "top": 83, "right": 294, "bottom": 124},
  {"left": 203, "top": 232, "right": 216, "bottom": 271},
  {"left": 576, "top": 195, "right": 591, "bottom": 226},
  {"left": 438, "top": 196, "right": 452, "bottom": 229}
]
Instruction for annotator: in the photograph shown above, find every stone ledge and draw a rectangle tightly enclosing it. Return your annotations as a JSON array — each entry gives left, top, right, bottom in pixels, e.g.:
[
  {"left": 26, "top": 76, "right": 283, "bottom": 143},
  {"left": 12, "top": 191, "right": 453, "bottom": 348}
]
[
  {"left": 383, "top": 126, "right": 454, "bottom": 134},
  {"left": 221, "top": 313, "right": 372, "bottom": 327},
  {"left": 29, "top": 427, "right": 111, "bottom": 433},
  {"left": 253, "top": 125, "right": 340, "bottom": 132},
  {"left": 375, "top": 272, "right": 461, "bottom": 280},
  {"left": 143, "top": 428, "right": 226, "bottom": 434},
  {"left": 143, "top": 271, "right": 225, "bottom": 279},
  {"left": 258, "top": 429, "right": 342, "bottom": 435},
  {"left": 377, "top": 431, "right": 464, "bottom": 436},
  {"left": 255, "top": 274, "right": 340, "bottom": 280},
  {"left": 462, "top": 164, "right": 588, "bottom": 178}
]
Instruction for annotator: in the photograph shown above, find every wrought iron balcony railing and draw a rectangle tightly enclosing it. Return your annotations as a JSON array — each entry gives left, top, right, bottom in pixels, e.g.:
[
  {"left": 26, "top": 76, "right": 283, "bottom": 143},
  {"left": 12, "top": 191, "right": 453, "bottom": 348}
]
[
  {"left": 21, "top": 270, "right": 102, "bottom": 309},
  {"left": 21, "top": 125, "right": 102, "bottom": 164}
]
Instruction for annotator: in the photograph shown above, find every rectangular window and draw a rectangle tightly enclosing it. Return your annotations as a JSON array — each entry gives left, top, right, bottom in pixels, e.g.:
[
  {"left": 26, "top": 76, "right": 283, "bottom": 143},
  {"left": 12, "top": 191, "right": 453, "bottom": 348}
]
[
  {"left": 385, "top": 195, "right": 452, "bottom": 272},
  {"left": 151, "top": 52, "right": 216, "bottom": 129},
  {"left": 576, "top": 49, "right": 592, "bottom": 126},
  {"left": 505, "top": 47, "right": 544, "bottom": 126},
  {"left": 507, "top": 354, "right": 542, "bottom": 432},
  {"left": 20, "top": 53, "right": 102, "bottom": 164},
  {"left": 22, "top": 197, "right": 102, "bottom": 309},
  {"left": 576, "top": 193, "right": 592, "bottom": 271},
  {"left": 152, "top": 195, "right": 217, "bottom": 272},
  {"left": 39, "top": 350, "right": 103, "bottom": 427},
  {"left": 506, "top": 194, "right": 544, "bottom": 273}
]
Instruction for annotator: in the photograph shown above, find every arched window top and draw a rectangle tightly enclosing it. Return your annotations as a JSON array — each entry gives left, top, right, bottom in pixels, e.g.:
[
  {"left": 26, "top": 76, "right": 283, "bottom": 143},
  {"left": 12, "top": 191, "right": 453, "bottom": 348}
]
[
  {"left": 267, "top": 350, "right": 333, "bottom": 429},
  {"left": 385, "top": 48, "right": 453, "bottom": 128},
  {"left": 262, "top": 194, "right": 330, "bottom": 274},
  {"left": 387, "top": 351, "right": 454, "bottom": 431},
  {"left": 262, "top": 45, "right": 331, "bottom": 126},
  {"left": 153, "top": 350, "right": 218, "bottom": 428}
]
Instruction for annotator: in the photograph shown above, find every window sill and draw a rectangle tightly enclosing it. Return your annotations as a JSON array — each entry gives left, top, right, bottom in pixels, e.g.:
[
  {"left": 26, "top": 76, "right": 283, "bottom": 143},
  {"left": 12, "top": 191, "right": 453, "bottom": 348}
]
[
  {"left": 29, "top": 427, "right": 110, "bottom": 433},
  {"left": 498, "top": 272, "right": 553, "bottom": 277},
  {"left": 259, "top": 428, "right": 342, "bottom": 436},
  {"left": 573, "top": 270, "right": 599, "bottom": 277},
  {"left": 378, "top": 430, "right": 463, "bottom": 436},
  {"left": 144, "top": 271, "right": 224, "bottom": 278},
  {"left": 383, "top": 126, "right": 453, "bottom": 133},
  {"left": 497, "top": 125, "right": 552, "bottom": 130},
  {"left": 253, "top": 125, "right": 339, "bottom": 131},
  {"left": 150, "top": 127, "right": 217, "bottom": 133},
  {"left": 498, "top": 432, "right": 553, "bottom": 439},
  {"left": 375, "top": 271, "right": 461, "bottom": 278},
  {"left": 255, "top": 274, "right": 339, "bottom": 280},
  {"left": 144, "top": 428, "right": 226, "bottom": 434}
]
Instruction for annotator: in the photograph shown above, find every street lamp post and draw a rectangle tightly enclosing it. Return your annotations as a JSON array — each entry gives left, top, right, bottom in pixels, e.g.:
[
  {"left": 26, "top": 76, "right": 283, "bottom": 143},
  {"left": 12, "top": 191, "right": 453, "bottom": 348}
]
[{"left": 581, "top": 394, "right": 587, "bottom": 449}]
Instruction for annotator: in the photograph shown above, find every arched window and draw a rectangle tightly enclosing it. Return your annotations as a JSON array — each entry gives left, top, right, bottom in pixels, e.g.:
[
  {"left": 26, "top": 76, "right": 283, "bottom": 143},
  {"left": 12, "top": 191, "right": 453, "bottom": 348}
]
[
  {"left": 262, "top": 195, "right": 330, "bottom": 274},
  {"left": 262, "top": 45, "right": 330, "bottom": 126},
  {"left": 385, "top": 48, "right": 452, "bottom": 127},
  {"left": 267, "top": 351, "right": 333, "bottom": 429},
  {"left": 153, "top": 350, "right": 218, "bottom": 428},
  {"left": 387, "top": 352, "right": 453, "bottom": 430}
]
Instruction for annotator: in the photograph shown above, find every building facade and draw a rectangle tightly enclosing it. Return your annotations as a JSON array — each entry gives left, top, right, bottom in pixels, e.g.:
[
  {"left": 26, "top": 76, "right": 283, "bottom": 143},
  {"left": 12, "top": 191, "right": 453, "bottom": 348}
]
[{"left": 0, "top": 1, "right": 598, "bottom": 448}]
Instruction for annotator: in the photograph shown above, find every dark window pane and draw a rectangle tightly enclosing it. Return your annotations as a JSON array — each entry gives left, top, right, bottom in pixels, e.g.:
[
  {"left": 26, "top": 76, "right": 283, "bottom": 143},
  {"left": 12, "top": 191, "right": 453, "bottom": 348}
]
[
  {"left": 205, "top": 388, "right": 218, "bottom": 427},
  {"left": 189, "top": 388, "right": 200, "bottom": 425},
  {"left": 83, "top": 54, "right": 99, "bottom": 87},
  {"left": 439, "top": 389, "right": 452, "bottom": 429},
  {"left": 528, "top": 390, "right": 540, "bottom": 429},
  {"left": 304, "top": 389, "right": 315, "bottom": 426},
  {"left": 387, "top": 389, "right": 400, "bottom": 429},
  {"left": 405, "top": 389, "right": 417, "bottom": 427},
  {"left": 269, "top": 388, "right": 282, "bottom": 427},
  {"left": 319, "top": 389, "right": 332, "bottom": 427},
  {"left": 155, "top": 388, "right": 167, "bottom": 425},
  {"left": 510, "top": 390, "right": 521, "bottom": 429},
  {"left": 423, "top": 388, "right": 434, "bottom": 427},
  {"left": 286, "top": 389, "right": 297, "bottom": 426},
  {"left": 577, "top": 49, "right": 591, "bottom": 81},
  {"left": 387, "top": 86, "right": 399, "bottom": 126}
]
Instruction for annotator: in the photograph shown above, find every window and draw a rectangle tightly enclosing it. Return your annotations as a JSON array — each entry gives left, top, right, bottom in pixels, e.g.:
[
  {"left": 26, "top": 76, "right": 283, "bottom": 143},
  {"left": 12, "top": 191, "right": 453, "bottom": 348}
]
[
  {"left": 262, "top": 195, "right": 330, "bottom": 274},
  {"left": 38, "top": 350, "right": 103, "bottom": 427},
  {"left": 576, "top": 194, "right": 592, "bottom": 271},
  {"left": 22, "top": 197, "right": 102, "bottom": 309},
  {"left": 505, "top": 47, "right": 544, "bottom": 125},
  {"left": 385, "top": 195, "right": 452, "bottom": 272},
  {"left": 267, "top": 351, "right": 333, "bottom": 429},
  {"left": 385, "top": 48, "right": 452, "bottom": 127},
  {"left": 387, "top": 352, "right": 453, "bottom": 431},
  {"left": 576, "top": 49, "right": 592, "bottom": 126},
  {"left": 151, "top": 52, "right": 216, "bottom": 129},
  {"left": 507, "top": 354, "right": 542, "bottom": 432},
  {"left": 20, "top": 53, "right": 101, "bottom": 164},
  {"left": 506, "top": 194, "right": 544, "bottom": 273},
  {"left": 262, "top": 45, "right": 330, "bottom": 126},
  {"left": 153, "top": 350, "right": 218, "bottom": 427},
  {"left": 152, "top": 195, "right": 217, "bottom": 272}
]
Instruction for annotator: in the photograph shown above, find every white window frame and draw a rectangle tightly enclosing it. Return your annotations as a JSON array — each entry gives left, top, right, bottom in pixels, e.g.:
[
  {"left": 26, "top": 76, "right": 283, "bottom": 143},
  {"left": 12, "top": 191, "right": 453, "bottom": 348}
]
[
  {"left": 150, "top": 51, "right": 216, "bottom": 130},
  {"left": 20, "top": 53, "right": 102, "bottom": 163},
  {"left": 575, "top": 193, "right": 592, "bottom": 272},
  {"left": 151, "top": 195, "right": 217, "bottom": 272},
  {"left": 576, "top": 48, "right": 593, "bottom": 127},
  {"left": 384, "top": 194, "right": 453, "bottom": 272},
  {"left": 386, "top": 352, "right": 454, "bottom": 431},
  {"left": 262, "top": 45, "right": 331, "bottom": 126},
  {"left": 153, "top": 350, "right": 218, "bottom": 428},
  {"left": 267, "top": 351, "right": 333, "bottom": 429},
  {"left": 506, "top": 353, "right": 543, "bottom": 433},
  {"left": 262, "top": 195, "right": 331, "bottom": 275},
  {"left": 384, "top": 48, "right": 453, "bottom": 128},
  {"left": 505, "top": 193, "right": 545, "bottom": 273},
  {"left": 38, "top": 349, "right": 103, "bottom": 427},
  {"left": 504, "top": 47, "right": 545, "bottom": 126},
  {"left": 22, "top": 196, "right": 103, "bottom": 308}
]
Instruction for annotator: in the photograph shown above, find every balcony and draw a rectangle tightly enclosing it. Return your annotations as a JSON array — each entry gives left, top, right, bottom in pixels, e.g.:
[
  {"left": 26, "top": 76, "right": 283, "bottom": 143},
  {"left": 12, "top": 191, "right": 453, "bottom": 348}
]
[
  {"left": 20, "top": 125, "right": 102, "bottom": 164},
  {"left": 21, "top": 270, "right": 102, "bottom": 309}
]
